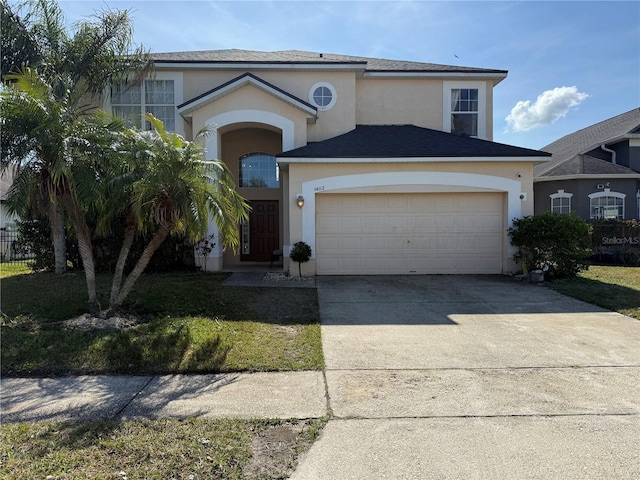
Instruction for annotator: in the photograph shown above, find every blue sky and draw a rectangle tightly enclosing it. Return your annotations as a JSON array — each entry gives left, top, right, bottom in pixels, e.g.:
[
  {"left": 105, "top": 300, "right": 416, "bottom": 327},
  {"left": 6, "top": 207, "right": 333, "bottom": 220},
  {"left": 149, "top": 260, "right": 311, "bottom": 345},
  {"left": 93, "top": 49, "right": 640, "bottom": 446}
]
[{"left": 56, "top": 0, "right": 639, "bottom": 150}]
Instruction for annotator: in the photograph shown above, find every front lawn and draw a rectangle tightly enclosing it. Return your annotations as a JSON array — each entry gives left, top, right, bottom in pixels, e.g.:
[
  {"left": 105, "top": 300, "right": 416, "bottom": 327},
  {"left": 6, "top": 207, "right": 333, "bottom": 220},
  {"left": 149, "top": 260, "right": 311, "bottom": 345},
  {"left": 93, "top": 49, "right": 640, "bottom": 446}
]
[
  {"left": 0, "top": 417, "right": 327, "bottom": 479},
  {"left": 550, "top": 265, "right": 640, "bottom": 320},
  {"left": 1, "top": 271, "right": 324, "bottom": 375}
]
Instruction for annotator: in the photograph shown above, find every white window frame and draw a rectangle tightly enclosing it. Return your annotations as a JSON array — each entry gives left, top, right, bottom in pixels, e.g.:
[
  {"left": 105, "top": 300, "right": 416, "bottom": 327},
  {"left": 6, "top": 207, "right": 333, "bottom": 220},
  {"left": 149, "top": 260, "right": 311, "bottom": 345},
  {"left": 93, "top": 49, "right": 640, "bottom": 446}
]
[
  {"left": 550, "top": 189, "right": 573, "bottom": 214},
  {"left": 443, "top": 81, "right": 486, "bottom": 139},
  {"left": 104, "top": 71, "right": 184, "bottom": 136},
  {"left": 588, "top": 189, "right": 625, "bottom": 219},
  {"left": 308, "top": 82, "right": 337, "bottom": 111}
]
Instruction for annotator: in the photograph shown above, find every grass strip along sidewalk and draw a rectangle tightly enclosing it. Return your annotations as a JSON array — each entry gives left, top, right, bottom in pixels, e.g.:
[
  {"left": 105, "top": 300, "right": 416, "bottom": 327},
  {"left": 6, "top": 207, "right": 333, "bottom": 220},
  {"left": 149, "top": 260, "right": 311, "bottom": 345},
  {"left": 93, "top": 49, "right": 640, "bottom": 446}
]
[
  {"left": 1, "top": 267, "right": 326, "bottom": 478},
  {"left": 1, "top": 270, "right": 323, "bottom": 376}
]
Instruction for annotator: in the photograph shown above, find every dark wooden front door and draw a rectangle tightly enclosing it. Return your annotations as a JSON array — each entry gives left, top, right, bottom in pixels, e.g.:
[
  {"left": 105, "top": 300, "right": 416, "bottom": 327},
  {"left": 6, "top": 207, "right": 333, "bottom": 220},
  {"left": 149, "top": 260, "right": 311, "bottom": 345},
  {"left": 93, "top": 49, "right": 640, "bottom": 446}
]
[{"left": 241, "top": 200, "right": 279, "bottom": 262}]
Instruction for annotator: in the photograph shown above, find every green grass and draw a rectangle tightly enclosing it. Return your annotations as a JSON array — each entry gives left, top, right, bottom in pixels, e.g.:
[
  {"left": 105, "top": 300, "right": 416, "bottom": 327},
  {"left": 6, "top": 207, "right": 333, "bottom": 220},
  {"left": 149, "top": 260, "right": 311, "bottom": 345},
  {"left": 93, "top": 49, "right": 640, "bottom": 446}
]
[
  {"left": 551, "top": 265, "right": 640, "bottom": 320},
  {"left": 0, "top": 262, "right": 31, "bottom": 279},
  {"left": 1, "top": 271, "right": 324, "bottom": 376},
  {"left": 0, "top": 417, "right": 328, "bottom": 479}
]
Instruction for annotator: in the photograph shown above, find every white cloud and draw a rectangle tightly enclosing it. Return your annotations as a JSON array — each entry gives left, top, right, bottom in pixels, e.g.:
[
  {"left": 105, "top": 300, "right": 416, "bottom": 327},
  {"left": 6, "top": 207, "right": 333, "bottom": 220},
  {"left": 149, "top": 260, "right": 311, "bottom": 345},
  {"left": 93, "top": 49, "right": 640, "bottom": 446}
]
[{"left": 505, "top": 86, "right": 589, "bottom": 132}]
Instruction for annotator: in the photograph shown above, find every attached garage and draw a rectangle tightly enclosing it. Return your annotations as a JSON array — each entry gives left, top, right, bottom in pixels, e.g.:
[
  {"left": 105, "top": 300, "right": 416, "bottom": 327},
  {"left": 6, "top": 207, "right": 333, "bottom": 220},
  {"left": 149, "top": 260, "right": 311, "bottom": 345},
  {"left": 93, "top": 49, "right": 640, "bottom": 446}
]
[
  {"left": 278, "top": 125, "right": 551, "bottom": 276},
  {"left": 315, "top": 192, "right": 505, "bottom": 275}
]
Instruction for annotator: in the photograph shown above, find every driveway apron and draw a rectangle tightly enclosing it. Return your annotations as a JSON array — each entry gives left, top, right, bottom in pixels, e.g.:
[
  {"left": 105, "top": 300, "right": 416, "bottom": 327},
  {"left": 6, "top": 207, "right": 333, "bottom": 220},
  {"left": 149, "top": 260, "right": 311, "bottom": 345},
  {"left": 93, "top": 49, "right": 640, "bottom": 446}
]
[{"left": 292, "top": 275, "right": 640, "bottom": 480}]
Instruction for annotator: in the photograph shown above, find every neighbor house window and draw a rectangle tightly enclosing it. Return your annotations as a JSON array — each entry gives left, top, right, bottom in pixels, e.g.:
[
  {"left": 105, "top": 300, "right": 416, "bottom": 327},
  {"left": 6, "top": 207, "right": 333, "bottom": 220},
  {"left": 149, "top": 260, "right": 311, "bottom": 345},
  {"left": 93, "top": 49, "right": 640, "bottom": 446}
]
[
  {"left": 109, "top": 72, "right": 183, "bottom": 134},
  {"left": 550, "top": 190, "right": 573, "bottom": 214},
  {"left": 239, "top": 153, "right": 279, "bottom": 188},
  {"left": 589, "top": 189, "right": 625, "bottom": 219},
  {"left": 443, "top": 81, "right": 486, "bottom": 139}
]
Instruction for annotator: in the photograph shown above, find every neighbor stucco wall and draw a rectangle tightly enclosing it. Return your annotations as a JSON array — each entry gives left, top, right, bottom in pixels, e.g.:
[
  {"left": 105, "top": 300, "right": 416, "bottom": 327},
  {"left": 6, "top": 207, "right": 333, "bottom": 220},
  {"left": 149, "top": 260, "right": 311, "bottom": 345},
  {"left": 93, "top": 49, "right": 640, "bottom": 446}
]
[{"left": 535, "top": 178, "right": 640, "bottom": 219}]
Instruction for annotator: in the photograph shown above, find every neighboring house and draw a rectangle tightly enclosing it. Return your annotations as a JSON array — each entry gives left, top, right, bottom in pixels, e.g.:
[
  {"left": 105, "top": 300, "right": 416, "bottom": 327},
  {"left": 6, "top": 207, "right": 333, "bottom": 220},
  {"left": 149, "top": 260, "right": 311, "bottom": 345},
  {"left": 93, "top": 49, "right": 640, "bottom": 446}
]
[
  {"left": 534, "top": 108, "right": 640, "bottom": 220},
  {"left": 0, "top": 168, "right": 17, "bottom": 230},
  {"left": 104, "top": 49, "right": 550, "bottom": 275}
]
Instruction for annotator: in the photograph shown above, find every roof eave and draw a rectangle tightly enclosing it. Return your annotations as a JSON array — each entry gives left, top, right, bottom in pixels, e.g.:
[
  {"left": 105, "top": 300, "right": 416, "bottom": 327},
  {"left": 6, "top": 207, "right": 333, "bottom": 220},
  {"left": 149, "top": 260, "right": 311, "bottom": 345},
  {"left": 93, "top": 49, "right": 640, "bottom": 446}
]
[
  {"left": 155, "top": 61, "right": 368, "bottom": 72},
  {"left": 278, "top": 155, "right": 550, "bottom": 164},
  {"left": 535, "top": 173, "right": 640, "bottom": 182}
]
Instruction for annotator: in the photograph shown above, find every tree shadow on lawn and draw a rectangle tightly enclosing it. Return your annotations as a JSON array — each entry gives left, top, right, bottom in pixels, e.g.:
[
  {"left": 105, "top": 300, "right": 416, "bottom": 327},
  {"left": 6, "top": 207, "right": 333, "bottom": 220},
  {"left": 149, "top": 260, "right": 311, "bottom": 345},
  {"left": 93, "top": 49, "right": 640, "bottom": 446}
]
[
  {"left": 551, "top": 276, "right": 640, "bottom": 318},
  {"left": 1, "top": 318, "right": 231, "bottom": 377}
]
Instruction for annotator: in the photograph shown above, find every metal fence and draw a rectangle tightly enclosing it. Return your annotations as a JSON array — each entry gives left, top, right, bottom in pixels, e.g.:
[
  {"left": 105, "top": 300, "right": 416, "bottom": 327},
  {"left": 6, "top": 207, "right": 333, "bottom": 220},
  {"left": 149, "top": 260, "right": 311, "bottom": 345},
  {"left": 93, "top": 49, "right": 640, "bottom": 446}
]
[{"left": 0, "top": 228, "right": 33, "bottom": 266}]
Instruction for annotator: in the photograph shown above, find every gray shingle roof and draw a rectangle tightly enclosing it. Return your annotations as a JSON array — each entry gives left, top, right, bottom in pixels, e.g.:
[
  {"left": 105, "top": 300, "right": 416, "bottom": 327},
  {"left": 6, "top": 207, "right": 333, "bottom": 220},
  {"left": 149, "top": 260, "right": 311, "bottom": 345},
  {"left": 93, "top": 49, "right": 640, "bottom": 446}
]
[
  {"left": 535, "top": 108, "right": 640, "bottom": 177},
  {"left": 540, "top": 154, "right": 639, "bottom": 177},
  {"left": 277, "top": 125, "right": 549, "bottom": 158},
  {"left": 152, "top": 49, "right": 507, "bottom": 74}
]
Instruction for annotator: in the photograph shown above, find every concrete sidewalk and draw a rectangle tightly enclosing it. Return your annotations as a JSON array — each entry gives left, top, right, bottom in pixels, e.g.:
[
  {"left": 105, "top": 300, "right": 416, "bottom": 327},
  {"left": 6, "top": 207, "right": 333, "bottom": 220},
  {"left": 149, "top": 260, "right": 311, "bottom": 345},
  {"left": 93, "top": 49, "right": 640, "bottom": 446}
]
[{"left": 1, "top": 371, "right": 327, "bottom": 423}]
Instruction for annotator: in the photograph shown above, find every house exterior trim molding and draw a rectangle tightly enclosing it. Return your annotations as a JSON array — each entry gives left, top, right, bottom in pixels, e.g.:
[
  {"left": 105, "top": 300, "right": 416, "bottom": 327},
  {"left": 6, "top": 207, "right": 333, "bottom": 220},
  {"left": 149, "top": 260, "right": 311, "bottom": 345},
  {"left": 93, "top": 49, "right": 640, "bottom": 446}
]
[
  {"left": 300, "top": 171, "right": 522, "bottom": 259},
  {"left": 279, "top": 156, "right": 550, "bottom": 164},
  {"left": 178, "top": 73, "right": 317, "bottom": 117}
]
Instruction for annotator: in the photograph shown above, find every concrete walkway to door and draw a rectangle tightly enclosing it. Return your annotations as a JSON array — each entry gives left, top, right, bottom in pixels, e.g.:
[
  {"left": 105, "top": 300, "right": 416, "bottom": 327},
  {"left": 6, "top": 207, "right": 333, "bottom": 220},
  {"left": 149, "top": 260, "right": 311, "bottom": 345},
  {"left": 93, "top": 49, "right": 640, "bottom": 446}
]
[{"left": 291, "top": 275, "right": 640, "bottom": 479}]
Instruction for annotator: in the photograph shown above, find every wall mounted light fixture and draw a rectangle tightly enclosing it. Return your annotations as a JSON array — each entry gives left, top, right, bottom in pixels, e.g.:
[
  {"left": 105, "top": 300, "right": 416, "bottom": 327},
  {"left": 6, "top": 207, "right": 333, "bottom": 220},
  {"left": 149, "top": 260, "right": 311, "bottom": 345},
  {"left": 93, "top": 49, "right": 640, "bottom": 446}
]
[{"left": 296, "top": 194, "right": 304, "bottom": 208}]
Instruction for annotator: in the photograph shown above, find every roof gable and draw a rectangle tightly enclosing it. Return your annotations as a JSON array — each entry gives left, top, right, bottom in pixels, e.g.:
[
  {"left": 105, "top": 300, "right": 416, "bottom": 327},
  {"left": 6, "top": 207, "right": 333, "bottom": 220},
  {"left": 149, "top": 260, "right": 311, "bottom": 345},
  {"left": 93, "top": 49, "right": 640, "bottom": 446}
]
[
  {"left": 538, "top": 154, "right": 640, "bottom": 177},
  {"left": 536, "top": 107, "right": 640, "bottom": 177},
  {"left": 277, "top": 125, "right": 549, "bottom": 159},
  {"left": 177, "top": 72, "right": 317, "bottom": 117}
]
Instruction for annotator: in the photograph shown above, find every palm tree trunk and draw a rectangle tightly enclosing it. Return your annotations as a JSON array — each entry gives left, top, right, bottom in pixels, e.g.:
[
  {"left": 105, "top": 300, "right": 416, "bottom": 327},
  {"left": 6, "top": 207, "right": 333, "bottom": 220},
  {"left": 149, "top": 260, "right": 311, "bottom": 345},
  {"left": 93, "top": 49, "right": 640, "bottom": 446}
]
[
  {"left": 109, "top": 221, "right": 136, "bottom": 306},
  {"left": 112, "top": 225, "right": 170, "bottom": 310},
  {"left": 60, "top": 192, "right": 100, "bottom": 315},
  {"left": 48, "top": 197, "right": 67, "bottom": 274}
]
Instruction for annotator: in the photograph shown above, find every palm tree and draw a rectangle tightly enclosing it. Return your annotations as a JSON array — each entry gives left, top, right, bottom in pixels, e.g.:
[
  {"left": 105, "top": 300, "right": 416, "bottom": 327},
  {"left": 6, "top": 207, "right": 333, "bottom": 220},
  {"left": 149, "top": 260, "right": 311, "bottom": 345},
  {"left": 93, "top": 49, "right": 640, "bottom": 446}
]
[
  {"left": 106, "top": 114, "right": 249, "bottom": 312},
  {"left": 1, "top": 70, "right": 125, "bottom": 312},
  {"left": 0, "top": 0, "right": 150, "bottom": 274}
]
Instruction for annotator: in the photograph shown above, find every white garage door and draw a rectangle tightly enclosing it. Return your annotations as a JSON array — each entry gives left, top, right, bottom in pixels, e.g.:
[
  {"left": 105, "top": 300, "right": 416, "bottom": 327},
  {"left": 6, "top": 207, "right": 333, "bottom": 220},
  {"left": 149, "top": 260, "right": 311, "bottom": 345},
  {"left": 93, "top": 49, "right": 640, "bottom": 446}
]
[{"left": 315, "top": 192, "right": 504, "bottom": 275}]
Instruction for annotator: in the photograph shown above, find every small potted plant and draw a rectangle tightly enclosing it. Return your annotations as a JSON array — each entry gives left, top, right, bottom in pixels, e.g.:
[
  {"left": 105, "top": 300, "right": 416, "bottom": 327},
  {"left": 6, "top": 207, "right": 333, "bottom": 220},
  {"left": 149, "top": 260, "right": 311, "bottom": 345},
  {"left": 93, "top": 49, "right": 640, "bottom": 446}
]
[{"left": 289, "top": 241, "right": 312, "bottom": 278}]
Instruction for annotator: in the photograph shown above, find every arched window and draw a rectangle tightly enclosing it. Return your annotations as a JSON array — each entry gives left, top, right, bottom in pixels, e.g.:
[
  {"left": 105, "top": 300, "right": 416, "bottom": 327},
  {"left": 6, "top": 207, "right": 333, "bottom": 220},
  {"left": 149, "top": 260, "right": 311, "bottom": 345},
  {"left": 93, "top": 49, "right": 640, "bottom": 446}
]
[
  {"left": 550, "top": 189, "right": 572, "bottom": 214},
  {"left": 588, "top": 189, "right": 625, "bottom": 219},
  {"left": 239, "top": 153, "right": 279, "bottom": 188}
]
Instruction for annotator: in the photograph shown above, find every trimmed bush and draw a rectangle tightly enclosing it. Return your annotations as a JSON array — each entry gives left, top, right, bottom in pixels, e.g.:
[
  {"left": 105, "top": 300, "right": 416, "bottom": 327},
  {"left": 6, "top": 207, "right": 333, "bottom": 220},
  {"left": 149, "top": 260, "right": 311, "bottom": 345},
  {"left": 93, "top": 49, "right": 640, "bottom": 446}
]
[
  {"left": 508, "top": 212, "right": 592, "bottom": 279},
  {"left": 289, "top": 241, "right": 312, "bottom": 277}
]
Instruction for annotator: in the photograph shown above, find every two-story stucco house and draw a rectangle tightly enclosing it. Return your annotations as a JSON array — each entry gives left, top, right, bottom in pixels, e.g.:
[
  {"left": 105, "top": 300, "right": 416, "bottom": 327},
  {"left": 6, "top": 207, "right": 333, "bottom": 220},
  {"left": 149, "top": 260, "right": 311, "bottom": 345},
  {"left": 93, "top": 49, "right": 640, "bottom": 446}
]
[{"left": 105, "top": 49, "right": 550, "bottom": 276}]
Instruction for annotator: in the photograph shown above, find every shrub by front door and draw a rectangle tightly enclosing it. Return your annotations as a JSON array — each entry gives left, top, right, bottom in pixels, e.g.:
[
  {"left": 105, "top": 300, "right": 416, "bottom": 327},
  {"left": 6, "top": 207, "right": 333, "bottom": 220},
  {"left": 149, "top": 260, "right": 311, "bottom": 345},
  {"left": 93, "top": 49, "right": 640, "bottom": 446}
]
[{"left": 241, "top": 200, "right": 279, "bottom": 262}]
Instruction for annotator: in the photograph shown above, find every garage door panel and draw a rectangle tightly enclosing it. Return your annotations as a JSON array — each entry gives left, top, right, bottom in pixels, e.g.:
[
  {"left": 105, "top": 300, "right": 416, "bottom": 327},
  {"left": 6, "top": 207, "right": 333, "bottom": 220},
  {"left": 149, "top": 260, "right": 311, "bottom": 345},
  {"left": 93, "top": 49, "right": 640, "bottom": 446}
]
[{"left": 316, "top": 193, "right": 504, "bottom": 275}]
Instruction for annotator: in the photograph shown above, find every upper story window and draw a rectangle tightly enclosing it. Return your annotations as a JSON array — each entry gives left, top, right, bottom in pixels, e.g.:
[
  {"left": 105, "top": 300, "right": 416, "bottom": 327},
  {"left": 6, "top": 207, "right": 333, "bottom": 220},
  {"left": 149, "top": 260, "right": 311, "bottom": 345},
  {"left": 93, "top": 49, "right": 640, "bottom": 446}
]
[
  {"left": 550, "top": 190, "right": 572, "bottom": 214},
  {"left": 443, "top": 81, "right": 487, "bottom": 139},
  {"left": 239, "top": 153, "right": 279, "bottom": 188},
  {"left": 451, "top": 88, "right": 478, "bottom": 136},
  {"left": 108, "top": 72, "right": 183, "bottom": 135},
  {"left": 589, "top": 189, "right": 625, "bottom": 219},
  {"left": 308, "top": 82, "right": 336, "bottom": 111}
]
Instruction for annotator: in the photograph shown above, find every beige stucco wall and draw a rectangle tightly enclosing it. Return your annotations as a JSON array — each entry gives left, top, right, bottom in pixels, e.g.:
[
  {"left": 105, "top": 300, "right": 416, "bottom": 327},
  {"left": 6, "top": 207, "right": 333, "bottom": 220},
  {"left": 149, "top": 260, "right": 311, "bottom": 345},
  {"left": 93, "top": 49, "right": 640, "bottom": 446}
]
[
  {"left": 179, "top": 70, "right": 356, "bottom": 143},
  {"left": 283, "top": 161, "right": 536, "bottom": 275},
  {"left": 356, "top": 78, "right": 443, "bottom": 130},
  {"left": 190, "top": 84, "right": 310, "bottom": 154},
  {"left": 356, "top": 78, "right": 495, "bottom": 140}
]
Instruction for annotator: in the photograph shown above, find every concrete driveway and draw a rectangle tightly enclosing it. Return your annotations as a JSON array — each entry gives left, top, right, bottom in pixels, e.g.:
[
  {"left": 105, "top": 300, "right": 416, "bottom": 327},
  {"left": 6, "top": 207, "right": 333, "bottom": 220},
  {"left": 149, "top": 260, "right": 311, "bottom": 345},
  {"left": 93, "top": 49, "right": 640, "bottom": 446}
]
[{"left": 292, "top": 275, "right": 640, "bottom": 479}]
